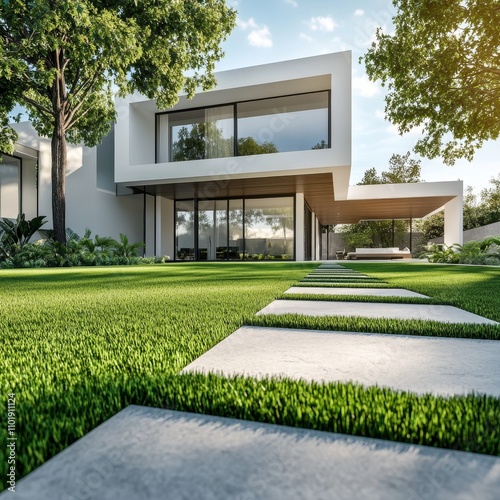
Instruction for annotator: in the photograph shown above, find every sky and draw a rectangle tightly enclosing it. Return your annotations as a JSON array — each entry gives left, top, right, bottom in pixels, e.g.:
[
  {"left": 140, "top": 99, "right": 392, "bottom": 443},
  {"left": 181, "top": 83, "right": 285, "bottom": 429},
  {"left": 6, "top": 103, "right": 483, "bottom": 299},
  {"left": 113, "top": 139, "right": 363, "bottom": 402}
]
[{"left": 214, "top": 0, "right": 500, "bottom": 194}]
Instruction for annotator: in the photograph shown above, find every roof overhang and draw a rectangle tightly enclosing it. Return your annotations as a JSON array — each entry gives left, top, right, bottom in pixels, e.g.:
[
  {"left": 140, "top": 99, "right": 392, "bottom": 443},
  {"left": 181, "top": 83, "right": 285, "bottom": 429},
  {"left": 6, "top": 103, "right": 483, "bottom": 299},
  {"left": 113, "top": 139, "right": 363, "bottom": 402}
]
[{"left": 131, "top": 175, "right": 462, "bottom": 226}]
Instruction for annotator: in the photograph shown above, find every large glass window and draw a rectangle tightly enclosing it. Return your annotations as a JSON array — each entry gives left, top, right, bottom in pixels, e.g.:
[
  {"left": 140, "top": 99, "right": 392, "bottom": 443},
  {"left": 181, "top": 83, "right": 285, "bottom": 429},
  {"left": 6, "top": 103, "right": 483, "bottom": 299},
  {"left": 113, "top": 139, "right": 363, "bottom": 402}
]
[
  {"left": 244, "top": 197, "right": 294, "bottom": 260},
  {"left": 0, "top": 155, "right": 21, "bottom": 219},
  {"left": 237, "top": 92, "right": 329, "bottom": 155},
  {"left": 161, "top": 105, "right": 234, "bottom": 163},
  {"left": 174, "top": 196, "right": 294, "bottom": 261},
  {"left": 156, "top": 91, "right": 330, "bottom": 163},
  {"left": 198, "top": 200, "right": 228, "bottom": 260}
]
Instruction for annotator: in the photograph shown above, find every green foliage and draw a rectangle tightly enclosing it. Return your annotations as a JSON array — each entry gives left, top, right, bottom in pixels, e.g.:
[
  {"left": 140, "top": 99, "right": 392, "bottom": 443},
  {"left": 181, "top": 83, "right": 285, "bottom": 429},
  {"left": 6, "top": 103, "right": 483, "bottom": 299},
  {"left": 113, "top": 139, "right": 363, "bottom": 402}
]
[
  {"left": 0, "top": 0, "right": 236, "bottom": 241},
  {"left": 422, "top": 238, "right": 500, "bottom": 266},
  {"left": 359, "top": 152, "right": 422, "bottom": 185},
  {"left": 280, "top": 293, "right": 437, "bottom": 305},
  {"left": 362, "top": 0, "right": 500, "bottom": 165},
  {"left": 111, "top": 233, "right": 144, "bottom": 258},
  {"left": 0, "top": 213, "right": 47, "bottom": 250},
  {"left": 237, "top": 136, "right": 279, "bottom": 156},
  {"left": 0, "top": 225, "right": 147, "bottom": 268}
]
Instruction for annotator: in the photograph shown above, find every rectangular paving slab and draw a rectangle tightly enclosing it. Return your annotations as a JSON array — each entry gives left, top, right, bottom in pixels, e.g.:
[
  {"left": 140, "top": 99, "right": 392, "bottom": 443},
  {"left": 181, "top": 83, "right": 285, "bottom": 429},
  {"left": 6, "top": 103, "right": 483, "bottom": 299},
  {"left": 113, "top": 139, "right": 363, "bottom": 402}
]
[
  {"left": 10, "top": 405, "right": 500, "bottom": 500},
  {"left": 285, "top": 286, "right": 429, "bottom": 298},
  {"left": 257, "top": 299, "right": 498, "bottom": 324},
  {"left": 183, "top": 326, "right": 500, "bottom": 397}
]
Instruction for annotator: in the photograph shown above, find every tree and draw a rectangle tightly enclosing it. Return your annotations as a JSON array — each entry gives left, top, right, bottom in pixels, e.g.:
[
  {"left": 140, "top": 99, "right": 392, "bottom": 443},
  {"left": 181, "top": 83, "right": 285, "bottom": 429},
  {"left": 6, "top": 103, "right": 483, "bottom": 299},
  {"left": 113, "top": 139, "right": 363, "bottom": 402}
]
[
  {"left": 418, "top": 176, "right": 500, "bottom": 242},
  {"left": 237, "top": 137, "right": 279, "bottom": 156},
  {"left": 0, "top": 0, "right": 236, "bottom": 243},
  {"left": 362, "top": 0, "right": 500, "bottom": 165}
]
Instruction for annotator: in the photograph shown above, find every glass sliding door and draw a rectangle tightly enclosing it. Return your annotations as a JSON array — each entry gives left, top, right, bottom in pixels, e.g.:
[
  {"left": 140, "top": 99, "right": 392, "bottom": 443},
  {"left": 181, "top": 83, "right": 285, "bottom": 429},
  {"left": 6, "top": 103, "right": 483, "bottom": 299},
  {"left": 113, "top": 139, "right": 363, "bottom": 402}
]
[
  {"left": 0, "top": 155, "right": 21, "bottom": 219},
  {"left": 175, "top": 200, "right": 195, "bottom": 260},
  {"left": 244, "top": 197, "right": 294, "bottom": 260},
  {"left": 174, "top": 196, "right": 294, "bottom": 261},
  {"left": 198, "top": 200, "right": 228, "bottom": 260}
]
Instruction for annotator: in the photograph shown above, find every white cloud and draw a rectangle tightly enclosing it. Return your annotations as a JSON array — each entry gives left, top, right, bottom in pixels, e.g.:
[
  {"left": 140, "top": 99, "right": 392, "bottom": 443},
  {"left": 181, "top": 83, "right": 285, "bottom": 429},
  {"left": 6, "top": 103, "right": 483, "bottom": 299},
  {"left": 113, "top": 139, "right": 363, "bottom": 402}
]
[
  {"left": 307, "top": 16, "right": 338, "bottom": 32},
  {"left": 375, "top": 110, "right": 385, "bottom": 119},
  {"left": 354, "top": 9, "right": 365, "bottom": 16},
  {"left": 238, "top": 17, "right": 273, "bottom": 48},
  {"left": 285, "top": 0, "right": 298, "bottom": 7},
  {"left": 353, "top": 74, "right": 380, "bottom": 98},
  {"left": 299, "top": 32, "right": 313, "bottom": 43}
]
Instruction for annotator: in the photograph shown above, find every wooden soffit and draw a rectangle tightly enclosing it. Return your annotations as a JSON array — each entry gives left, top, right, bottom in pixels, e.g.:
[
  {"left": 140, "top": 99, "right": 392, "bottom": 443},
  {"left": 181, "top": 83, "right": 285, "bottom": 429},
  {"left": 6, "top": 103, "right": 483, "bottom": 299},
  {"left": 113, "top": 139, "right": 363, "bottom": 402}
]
[{"left": 136, "top": 173, "right": 454, "bottom": 224}]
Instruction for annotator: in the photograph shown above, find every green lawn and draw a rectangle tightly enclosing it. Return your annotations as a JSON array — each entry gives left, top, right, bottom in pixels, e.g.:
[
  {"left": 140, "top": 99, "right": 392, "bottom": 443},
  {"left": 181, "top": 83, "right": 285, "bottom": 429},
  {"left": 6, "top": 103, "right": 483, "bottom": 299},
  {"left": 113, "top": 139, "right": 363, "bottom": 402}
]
[{"left": 1, "top": 262, "right": 499, "bottom": 486}]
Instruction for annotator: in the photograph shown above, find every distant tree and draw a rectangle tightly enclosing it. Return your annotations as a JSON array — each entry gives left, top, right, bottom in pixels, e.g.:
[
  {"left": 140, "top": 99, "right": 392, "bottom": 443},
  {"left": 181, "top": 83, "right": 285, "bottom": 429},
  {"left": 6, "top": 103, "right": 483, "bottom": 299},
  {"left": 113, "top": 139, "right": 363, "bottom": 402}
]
[
  {"left": 363, "top": 0, "right": 500, "bottom": 165},
  {"left": 0, "top": 0, "right": 236, "bottom": 243},
  {"left": 312, "top": 140, "right": 328, "bottom": 150},
  {"left": 264, "top": 208, "right": 294, "bottom": 253},
  {"left": 358, "top": 167, "right": 381, "bottom": 185},
  {"left": 237, "top": 137, "right": 278, "bottom": 156},
  {"left": 478, "top": 174, "right": 500, "bottom": 226},
  {"left": 418, "top": 176, "right": 500, "bottom": 242}
]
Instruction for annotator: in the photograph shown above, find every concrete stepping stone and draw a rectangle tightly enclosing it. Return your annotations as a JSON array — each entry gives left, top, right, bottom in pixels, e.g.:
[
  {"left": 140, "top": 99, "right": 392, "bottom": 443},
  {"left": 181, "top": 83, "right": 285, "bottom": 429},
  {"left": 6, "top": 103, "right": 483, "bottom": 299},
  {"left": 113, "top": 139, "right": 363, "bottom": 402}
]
[
  {"left": 11, "top": 405, "right": 500, "bottom": 500},
  {"left": 257, "top": 300, "right": 498, "bottom": 325},
  {"left": 183, "top": 326, "right": 500, "bottom": 397},
  {"left": 285, "top": 287, "right": 429, "bottom": 298}
]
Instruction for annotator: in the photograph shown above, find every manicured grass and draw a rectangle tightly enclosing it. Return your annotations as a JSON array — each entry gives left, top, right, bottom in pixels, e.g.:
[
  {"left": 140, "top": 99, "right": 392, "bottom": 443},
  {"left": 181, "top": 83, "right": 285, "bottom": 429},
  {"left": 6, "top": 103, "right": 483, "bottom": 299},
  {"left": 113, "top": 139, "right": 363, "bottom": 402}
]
[
  {"left": 248, "top": 314, "right": 500, "bottom": 340},
  {"left": 341, "top": 262, "right": 500, "bottom": 322},
  {"left": 1, "top": 261, "right": 499, "bottom": 488}
]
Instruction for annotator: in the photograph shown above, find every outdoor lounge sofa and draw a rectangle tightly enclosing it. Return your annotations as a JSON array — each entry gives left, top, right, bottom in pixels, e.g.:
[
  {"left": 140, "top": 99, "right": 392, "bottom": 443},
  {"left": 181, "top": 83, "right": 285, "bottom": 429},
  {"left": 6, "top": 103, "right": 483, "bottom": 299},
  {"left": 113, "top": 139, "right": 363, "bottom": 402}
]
[{"left": 346, "top": 247, "right": 412, "bottom": 260}]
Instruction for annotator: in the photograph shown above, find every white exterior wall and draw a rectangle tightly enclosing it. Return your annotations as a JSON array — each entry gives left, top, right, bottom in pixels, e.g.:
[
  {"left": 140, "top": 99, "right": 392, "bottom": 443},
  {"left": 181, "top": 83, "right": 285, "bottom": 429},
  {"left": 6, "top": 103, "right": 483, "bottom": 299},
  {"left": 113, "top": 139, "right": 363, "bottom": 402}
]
[
  {"left": 114, "top": 52, "right": 352, "bottom": 188},
  {"left": 12, "top": 122, "right": 143, "bottom": 243},
  {"left": 444, "top": 193, "right": 464, "bottom": 246}
]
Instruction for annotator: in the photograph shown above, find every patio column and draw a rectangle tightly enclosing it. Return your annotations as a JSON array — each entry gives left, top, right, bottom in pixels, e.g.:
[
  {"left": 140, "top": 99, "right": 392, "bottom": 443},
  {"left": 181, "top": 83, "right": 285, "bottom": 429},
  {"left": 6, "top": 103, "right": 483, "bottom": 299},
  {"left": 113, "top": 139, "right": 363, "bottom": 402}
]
[
  {"left": 444, "top": 193, "right": 463, "bottom": 246},
  {"left": 295, "top": 193, "right": 305, "bottom": 261}
]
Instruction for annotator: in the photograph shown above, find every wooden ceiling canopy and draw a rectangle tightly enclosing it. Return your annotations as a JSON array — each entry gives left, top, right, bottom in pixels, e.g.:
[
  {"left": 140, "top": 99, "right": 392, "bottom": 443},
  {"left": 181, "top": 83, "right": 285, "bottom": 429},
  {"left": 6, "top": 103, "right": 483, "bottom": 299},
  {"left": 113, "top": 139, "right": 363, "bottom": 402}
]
[{"left": 138, "top": 173, "right": 454, "bottom": 224}]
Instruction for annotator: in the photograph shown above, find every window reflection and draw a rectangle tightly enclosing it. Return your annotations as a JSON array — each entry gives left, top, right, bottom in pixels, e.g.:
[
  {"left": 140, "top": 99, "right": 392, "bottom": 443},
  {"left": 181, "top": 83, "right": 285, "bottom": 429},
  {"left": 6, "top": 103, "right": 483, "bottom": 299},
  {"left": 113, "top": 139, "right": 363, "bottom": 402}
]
[
  {"left": 0, "top": 155, "right": 21, "bottom": 219},
  {"left": 156, "top": 92, "right": 329, "bottom": 163}
]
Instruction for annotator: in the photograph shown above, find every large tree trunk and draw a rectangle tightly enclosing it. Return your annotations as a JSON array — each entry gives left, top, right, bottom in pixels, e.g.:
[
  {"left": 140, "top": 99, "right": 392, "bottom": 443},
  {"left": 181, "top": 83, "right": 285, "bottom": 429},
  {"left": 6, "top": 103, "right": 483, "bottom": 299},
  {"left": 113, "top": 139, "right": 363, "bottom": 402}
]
[{"left": 51, "top": 113, "right": 67, "bottom": 244}]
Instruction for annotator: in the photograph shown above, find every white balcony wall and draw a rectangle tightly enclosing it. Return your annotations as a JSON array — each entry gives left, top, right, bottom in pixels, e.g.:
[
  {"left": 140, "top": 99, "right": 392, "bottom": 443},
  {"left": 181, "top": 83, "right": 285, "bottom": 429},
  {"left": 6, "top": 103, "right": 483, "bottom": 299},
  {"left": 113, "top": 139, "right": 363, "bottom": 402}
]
[{"left": 115, "top": 52, "right": 352, "bottom": 187}]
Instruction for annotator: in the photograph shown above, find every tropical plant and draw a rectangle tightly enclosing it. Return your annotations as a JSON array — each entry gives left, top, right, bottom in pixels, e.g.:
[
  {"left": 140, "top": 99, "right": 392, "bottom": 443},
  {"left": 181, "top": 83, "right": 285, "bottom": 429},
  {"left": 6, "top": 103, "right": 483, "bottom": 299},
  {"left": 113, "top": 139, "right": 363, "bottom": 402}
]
[
  {"left": 422, "top": 244, "right": 461, "bottom": 264},
  {"left": 111, "top": 233, "right": 144, "bottom": 258},
  {"left": 0, "top": 214, "right": 47, "bottom": 250}
]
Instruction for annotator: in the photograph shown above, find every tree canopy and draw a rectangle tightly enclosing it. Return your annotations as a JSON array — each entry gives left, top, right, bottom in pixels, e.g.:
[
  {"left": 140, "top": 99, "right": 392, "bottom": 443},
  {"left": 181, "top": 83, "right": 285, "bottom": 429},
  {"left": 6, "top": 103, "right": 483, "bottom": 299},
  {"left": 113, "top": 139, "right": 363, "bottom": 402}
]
[
  {"left": 362, "top": 0, "right": 500, "bottom": 165},
  {"left": 0, "top": 0, "right": 236, "bottom": 242}
]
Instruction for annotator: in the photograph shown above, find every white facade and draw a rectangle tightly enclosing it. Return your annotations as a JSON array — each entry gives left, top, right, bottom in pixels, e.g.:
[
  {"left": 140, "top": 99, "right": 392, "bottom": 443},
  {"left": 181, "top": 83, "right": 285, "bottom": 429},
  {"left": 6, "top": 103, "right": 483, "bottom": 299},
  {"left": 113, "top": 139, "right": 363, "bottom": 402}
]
[
  {"left": 8, "top": 122, "right": 143, "bottom": 243},
  {"left": 4, "top": 52, "right": 463, "bottom": 259}
]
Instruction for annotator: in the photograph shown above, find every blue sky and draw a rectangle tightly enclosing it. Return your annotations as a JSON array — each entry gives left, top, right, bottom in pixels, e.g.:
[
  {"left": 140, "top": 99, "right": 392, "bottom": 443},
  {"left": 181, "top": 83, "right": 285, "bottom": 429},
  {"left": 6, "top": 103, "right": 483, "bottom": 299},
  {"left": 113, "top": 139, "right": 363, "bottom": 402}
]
[{"left": 216, "top": 0, "right": 500, "bottom": 193}]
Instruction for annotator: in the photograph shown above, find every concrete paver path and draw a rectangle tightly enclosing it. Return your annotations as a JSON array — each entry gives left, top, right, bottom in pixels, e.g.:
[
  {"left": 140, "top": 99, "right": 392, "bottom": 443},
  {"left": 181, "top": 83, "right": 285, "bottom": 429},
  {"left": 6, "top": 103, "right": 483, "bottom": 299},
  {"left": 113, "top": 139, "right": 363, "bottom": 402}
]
[
  {"left": 182, "top": 326, "right": 500, "bottom": 397},
  {"left": 257, "top": 299, "right": 498, "bottom": 324},
  {"left": 10, "top": 406, "right": 500, "bottom": 500},
  {"left": 285, "top": 286, "right": 429, "bottom": 298}
]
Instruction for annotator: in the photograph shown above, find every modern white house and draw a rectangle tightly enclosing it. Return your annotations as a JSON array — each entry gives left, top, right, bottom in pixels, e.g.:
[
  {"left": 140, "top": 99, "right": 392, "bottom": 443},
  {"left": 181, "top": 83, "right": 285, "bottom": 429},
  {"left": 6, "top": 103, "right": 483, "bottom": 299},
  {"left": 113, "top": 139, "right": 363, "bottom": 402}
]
[{"left": 2, "top": 51, "right": 463, "bottom": 261}]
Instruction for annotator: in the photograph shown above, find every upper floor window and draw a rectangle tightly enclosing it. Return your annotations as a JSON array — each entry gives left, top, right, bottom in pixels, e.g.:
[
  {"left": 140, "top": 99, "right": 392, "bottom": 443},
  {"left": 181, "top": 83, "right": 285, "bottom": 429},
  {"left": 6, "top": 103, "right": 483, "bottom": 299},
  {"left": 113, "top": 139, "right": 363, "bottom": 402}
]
[
  {"left": 0, "top": 154, "right": 21, "bottom": 219},
  {"left": 156, "top": 91, "right": 330, "bottom": 163},
  {"left": 237, "top": 92, "right": 329, "bottom": 155}
]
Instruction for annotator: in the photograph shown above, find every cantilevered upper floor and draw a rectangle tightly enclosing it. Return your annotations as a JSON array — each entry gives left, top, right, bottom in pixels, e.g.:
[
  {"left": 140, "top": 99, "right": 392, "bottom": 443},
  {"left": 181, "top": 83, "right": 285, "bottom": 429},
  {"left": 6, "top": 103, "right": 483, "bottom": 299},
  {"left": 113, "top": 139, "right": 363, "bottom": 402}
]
[{"left": 114, "top": 51, "right": 352, "bottom": 200}]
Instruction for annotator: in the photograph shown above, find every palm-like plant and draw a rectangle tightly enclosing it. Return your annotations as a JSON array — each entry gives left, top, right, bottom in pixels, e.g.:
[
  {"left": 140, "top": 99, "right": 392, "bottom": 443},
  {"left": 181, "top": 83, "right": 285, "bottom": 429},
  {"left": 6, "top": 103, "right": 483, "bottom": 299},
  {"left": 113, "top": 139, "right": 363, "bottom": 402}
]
[
  {"left": 111, "top": 233, "right": 144, "bottom": 258},
  {"left": 0, "top": 214, "right": 47, "bottom": 250}
]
